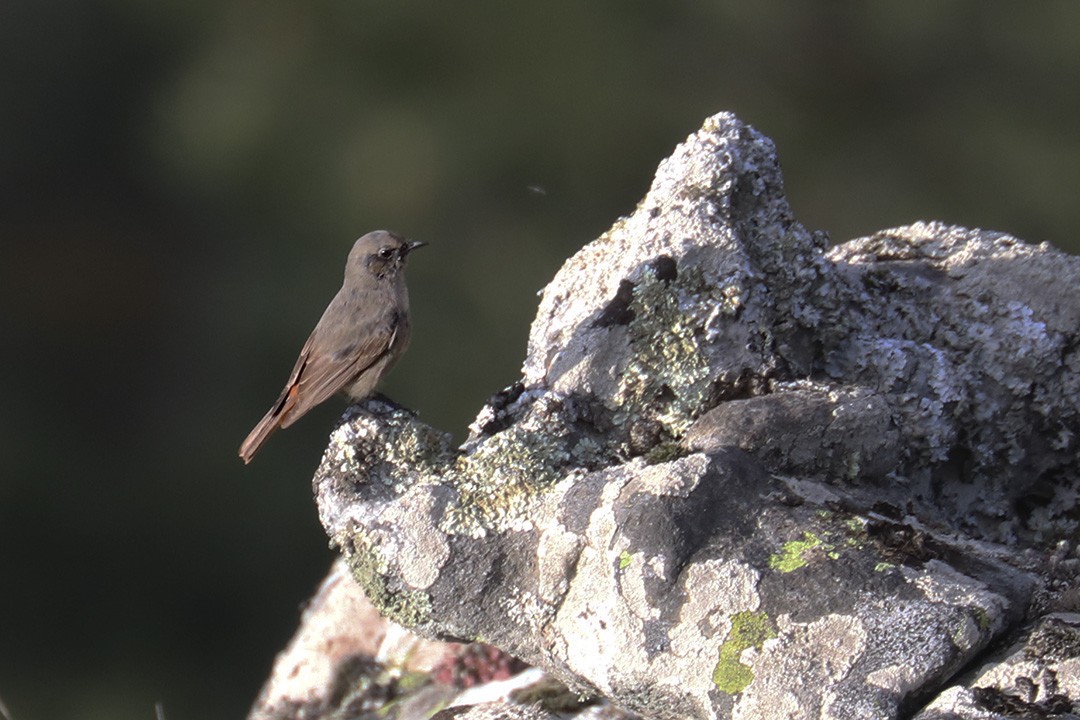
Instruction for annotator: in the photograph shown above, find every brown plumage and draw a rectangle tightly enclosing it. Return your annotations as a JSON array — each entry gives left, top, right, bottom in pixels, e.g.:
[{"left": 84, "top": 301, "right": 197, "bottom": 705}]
[{"left": 239, "top": 230, "right": 424, "bottom": 463}]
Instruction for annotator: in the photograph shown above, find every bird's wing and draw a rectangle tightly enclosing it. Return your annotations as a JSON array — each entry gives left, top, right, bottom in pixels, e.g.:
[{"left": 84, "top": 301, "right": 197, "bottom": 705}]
[{"left": 277, "top": 319, "right": 402, "bottom": 428}]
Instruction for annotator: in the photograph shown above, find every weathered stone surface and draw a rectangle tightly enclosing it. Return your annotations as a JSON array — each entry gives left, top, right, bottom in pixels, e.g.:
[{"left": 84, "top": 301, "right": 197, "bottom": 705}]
[
  {"left": 914, "top": 612, "right": 1080, "bottom": 719},
  {"left": 429, "top": 703, "right": 559, "bottom": 720},
  {"left": 249, "top": 558, "right": 391, "bottom": 720},
  {"left": 250, "top": 558, "right": 559, "bottom": 720},
  {"left": 306, "top": 113, "right": 1080, "bottom": 719}
]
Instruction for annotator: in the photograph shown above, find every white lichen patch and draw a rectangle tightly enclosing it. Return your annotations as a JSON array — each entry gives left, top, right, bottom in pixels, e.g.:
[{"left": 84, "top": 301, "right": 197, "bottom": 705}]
[
  {"left": 864, "top": 663, "right": 923, "bottom": 700},
  {"left": 618, "top": 553, "right": 663, "bottom": 623},
  {"left": 630, "top": 454, "right": 710, "bottom": 496},
  {"left": 500, "top": 587, "right": 548, "bottom": 636},
  {"left": 624, "top": 560, "right": 765, "bottom": 718},
  {"left": 554, "top": 539, "right": 646, "bottom": 695},
  {"left": 667, "top": 559, "right": 762, "bottom": 658},
  {"left": 535, "top": 524, "right": 583, "bottom": 604},
  {"left": 736, "top": 614, "right": 868, "bottom": 720},
  {"left": 379, "top": 486, "right": 450, "bottom": 590}
]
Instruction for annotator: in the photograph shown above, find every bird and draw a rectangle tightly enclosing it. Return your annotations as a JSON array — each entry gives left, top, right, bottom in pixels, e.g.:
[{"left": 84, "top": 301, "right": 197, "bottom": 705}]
[{"left": 239, "top": 230, "right": 425, "bottom": 463}]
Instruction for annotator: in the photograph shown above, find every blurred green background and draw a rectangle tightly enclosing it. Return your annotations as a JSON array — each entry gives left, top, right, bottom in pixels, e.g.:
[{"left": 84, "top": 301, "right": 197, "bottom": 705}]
[{"left": 2, "top": 2, "right": 1078, "bottom": 718}]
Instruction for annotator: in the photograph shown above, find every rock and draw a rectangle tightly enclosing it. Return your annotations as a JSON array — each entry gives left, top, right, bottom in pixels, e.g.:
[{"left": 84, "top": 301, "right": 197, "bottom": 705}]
[
  {"left": 250, "top": 557, "right": 563, "bottom": 720},
  {"left": 303, "top": 113, "right": 1080, "bottom": 719},
  {"left": 248, "top": 558, "right": 391, "bottom": 720},
  {"left": 913, "top": 612, "right": 1080, "bottom": 719}
]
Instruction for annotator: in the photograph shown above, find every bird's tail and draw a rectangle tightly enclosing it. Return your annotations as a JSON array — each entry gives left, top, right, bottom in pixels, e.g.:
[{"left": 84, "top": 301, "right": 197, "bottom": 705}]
[{"left": 239, "top": 408, "right": 282, "bottom": 464}]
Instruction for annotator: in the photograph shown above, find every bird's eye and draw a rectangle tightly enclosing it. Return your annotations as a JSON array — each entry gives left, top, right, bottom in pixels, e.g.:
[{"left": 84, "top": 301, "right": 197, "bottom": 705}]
[{"left": 377, "top": 247, "right": 394, "bottom": 260}]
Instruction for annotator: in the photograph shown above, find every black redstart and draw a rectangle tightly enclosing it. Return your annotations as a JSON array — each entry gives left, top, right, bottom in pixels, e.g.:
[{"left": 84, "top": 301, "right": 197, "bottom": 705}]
[{"left": 239, "top": 230, "right": 425, "bottom": 463}]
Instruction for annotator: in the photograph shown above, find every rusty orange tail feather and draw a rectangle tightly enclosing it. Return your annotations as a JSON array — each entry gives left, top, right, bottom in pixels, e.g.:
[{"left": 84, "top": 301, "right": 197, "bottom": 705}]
[
  {"left": 239, "top": 410, "right": 282, "bottom": 464},
  {"left": 240, "top": 384, "right": 301, "bottom": 463}
]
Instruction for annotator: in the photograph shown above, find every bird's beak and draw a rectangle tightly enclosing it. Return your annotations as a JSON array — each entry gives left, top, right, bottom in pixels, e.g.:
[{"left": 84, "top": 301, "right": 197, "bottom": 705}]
[{"left": 405, "top": 240, "right": 427, "bottom": 254}]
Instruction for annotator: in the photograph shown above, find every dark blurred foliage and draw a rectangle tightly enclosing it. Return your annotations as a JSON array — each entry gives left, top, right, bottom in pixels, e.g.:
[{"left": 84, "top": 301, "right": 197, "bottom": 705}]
[{"left": 1, "top": 1, "right": 1077, "bottom": 718}]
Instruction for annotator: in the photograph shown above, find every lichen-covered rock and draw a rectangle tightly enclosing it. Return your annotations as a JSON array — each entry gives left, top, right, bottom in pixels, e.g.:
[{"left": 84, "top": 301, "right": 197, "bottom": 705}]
[
  {"left": 248, "top": 558, "right": 393, "bottom": 720},
  {"left": 913, "top": 612, "right": 1080, "bottom": 719},
  {"left": 306, "top": 112, "right": 1080, "bottom": 719},
  {"left": 824, "top": 225, "right": 1080, "bottom": 544},
  {"left": 249, "top": 558, "right": 569, "bottom": 720}
]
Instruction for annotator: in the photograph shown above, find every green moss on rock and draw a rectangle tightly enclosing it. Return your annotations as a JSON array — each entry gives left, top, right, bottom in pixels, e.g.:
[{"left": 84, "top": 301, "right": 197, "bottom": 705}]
[
  {"left": 769, "top": 532, "right": 823, "bottom": 573},
  {"left": 712, "top": 611, "right": 777, "bottom": 694}
]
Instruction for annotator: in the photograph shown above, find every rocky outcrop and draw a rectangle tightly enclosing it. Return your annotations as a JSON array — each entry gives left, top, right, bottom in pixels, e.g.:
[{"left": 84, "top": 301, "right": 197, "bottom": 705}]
[
  {"left": 914, "top": 611, "right": 1080, "bottom": 720},
  {"left": 255, "top": 113, "right": 1080, "bottom": 719}
]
